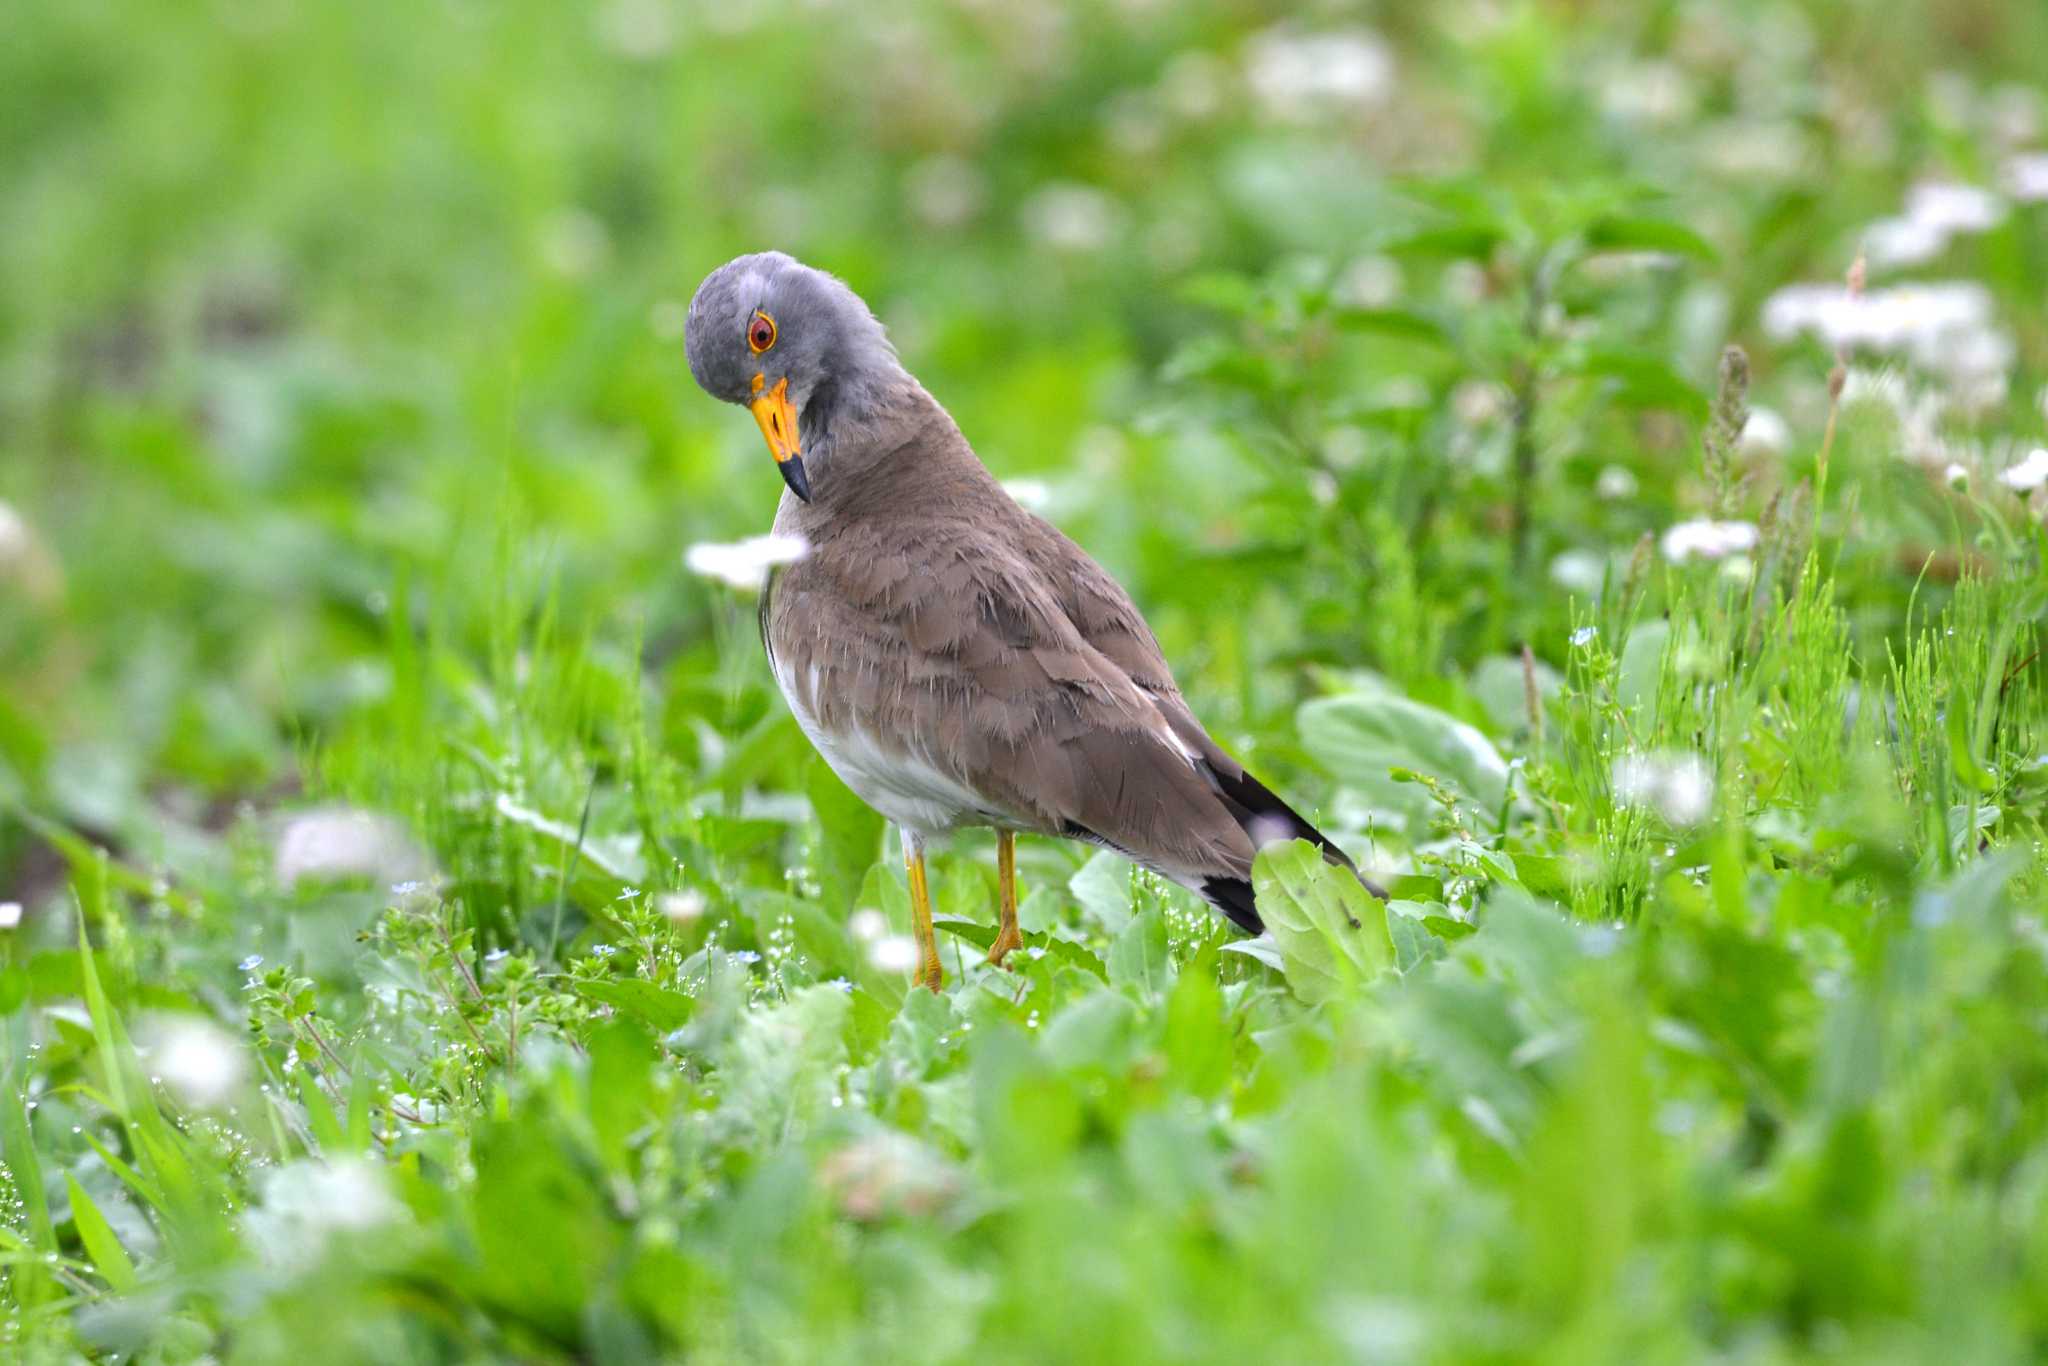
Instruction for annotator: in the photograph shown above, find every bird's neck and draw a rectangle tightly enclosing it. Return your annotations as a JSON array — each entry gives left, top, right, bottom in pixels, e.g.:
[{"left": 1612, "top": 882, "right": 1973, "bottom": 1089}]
[{"left": 791, "top": 373, "right": 987, "bottom": 518}]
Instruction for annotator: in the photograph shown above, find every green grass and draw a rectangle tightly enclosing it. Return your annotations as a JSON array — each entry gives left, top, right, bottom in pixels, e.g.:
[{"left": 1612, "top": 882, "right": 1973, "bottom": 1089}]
[{"left": 5, "top": 0, "right": 2048, "bottom": 1360}]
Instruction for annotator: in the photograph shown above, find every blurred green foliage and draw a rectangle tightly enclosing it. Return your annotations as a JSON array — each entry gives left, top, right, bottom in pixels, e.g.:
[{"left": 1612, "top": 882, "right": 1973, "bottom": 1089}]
[{"left": 5, "top": 0, "right": 2048, "bottom": 1360}]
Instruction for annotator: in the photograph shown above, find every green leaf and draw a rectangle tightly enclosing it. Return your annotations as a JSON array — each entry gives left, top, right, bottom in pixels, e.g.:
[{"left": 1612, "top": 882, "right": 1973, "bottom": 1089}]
[
  {"left": 1568, "top": 350, "right": 1709, "bottom": 421},
  {"left": 1106, "top": 907, "right": 1171, "bottom": 997},
  {"left": 1251, "top": 841, "right": 1394, "bottom": 1003},
  {"left": 1330, "top": 307, "right": 1454, "bottom": 348},
  {"left": 572, "top": 979, "right": 696, "bottom": 1034},
  {"left": 1946, "top": 696, "right": 1996, "bottom": 793},
  {"left": 66, "top": 1175, "right": 138, "bottom": 1293},
  {"left": 1070, "top": 850, "right": 1134, "bottom": 935},
  {"left": 806, "top": 758, "right": 885, "bottom": 912},
  {"left": 1300, "top": 690, "right": 1509, "bottom": 817},
  {"left": 1162, "top": 947, "right": 1231, "bottom": 1100},
  {"left": 1583, "top": 214, "right": 1718, "bottom": 262}
]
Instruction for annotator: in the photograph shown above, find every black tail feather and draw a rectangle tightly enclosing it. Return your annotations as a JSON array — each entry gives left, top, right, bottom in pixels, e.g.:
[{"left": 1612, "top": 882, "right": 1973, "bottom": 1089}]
[{"left": 1194, "top": 757, "right": 1388, "bottom": 934}]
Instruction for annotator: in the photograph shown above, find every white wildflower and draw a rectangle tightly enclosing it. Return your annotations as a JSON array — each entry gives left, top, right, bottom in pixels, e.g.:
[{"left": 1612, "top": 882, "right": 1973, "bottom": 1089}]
[
  {"left": 848, "top": 908, "right": 889, "bottom": 943},
  {"left": 1762, "top": 281, "right": 2011, "bottom": 403},
  {"left": 1001, "top": 479, "right": 1052, "bottom": 511},
  {"left": 275, "top": 806, "right": 431, "bottom": 889},
  {"left": 594, "top": 0, "right": 674, "bottom": 60},
  {"left": 905, "top": 155, "right": 986, "bottom": 230},
  {"left": 1904, "top": 181, "right": 2004, "bottom": 236},
  {"left": 2000, "top": 447, "right": 2048, "bottom": 493},
  {"left": 1945, "top": 462, "right": 1970, "bottom": 491},
  {"left": 1612, "top": 752, "right": 1715, "bottom": 826},
  {"left": 0, "top": 902, "right": 19, "bottom": 930},
  {"left": 684, "top": 533, "right": 809, "bottom": 592},
  {"left": 869, "top": 935, "right": 920, "bottom": 973},
  {"left": 2003, "top": 152, "right": 2048, "bottom": 202},
  {"left": 1739, "top": 408, "right": 1791, "bottom": 457},
  {"left": 1244, "top": 26, "right": 1393, "bottom": 124},
  {"left": 1549, "top": 549, "right": 1606, "bottom": 594},
  {"left": 1660, "top": 519, "right": 1758, "bottom": 563},
  {"left": 1334, "top": 255, "right": 1402, "bottom": 309},
  {"left": 253, "top": 1159, "right": 403, "bottom": 1242},
  {"left": 658, "top": 890, "right": 706, "bottom": 926},
  {"left": 141, "top": 1014, "right": 248, "bottom": 1108},
  {"left": 1595, "top": 465, "right": 1639, "bottom": 500},
  {"left": 1599, "top": 60, "right": 1695, "bottom": 126},
  {"left": 1020, "top": 183, "right": 1120, "bottom": 254},
  {"left": 1863, "top": 214, "right": 1948, "bottom": 269}
]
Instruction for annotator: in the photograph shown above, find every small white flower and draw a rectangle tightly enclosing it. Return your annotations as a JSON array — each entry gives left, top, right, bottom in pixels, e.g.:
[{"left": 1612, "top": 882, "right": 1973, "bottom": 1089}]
[
  {"left": 275, "top": 806, "right": 431, "bottom": 889},
  {"left": 684, "top": 533, "right": 809, "bottom": 592},
  {"left": 1905, "top": 181, "right": 2005, "bottom": 236},
  {"left": 1334, "top": 255, "right": 1401, "bottom": 309},
  {"left": 2003, "top": 152, "right": 2048, "bottom": 203},
  {"left": 1612, "top": 752, "right": 1715, "bottom": 826},
  {"left": 594, "top": 0, "right": 674, "bottom": 59},
  {"left": 1595, "top": 465, "right": 1639, "bottom": 500},
  {"left": 1762, "top": 281, "right": 2011, "bottom": 399},
  {"left": 905, "top": 155, "right": 986, "bottom": 230},
  {"left": 1020, "top": 183, "right": 1120, "bottom": 254},
  {"left": 1569, "top": 625, "right": 1599, "bottom": 648},
  {"left": 142, "top": 1015, "right": 248, "bottom": 1108},
  {"left": 2000, "top": 447, "right": 2048, "bottom": 492},
  {"left": 658, "top": 890, "right": 706, "bottom": 926},
  {"left": 1549, "top": 549, "right": 1605, "bottom": 594},
  {"left": 869, "top": 935, "right": 920, "bottom": 973},
  {"left": 1598, "top": 59, "right": 1695, "bottom": 126},
  {"left": 0, "top": 902, "right": 20, "bottom": 930},
  {"left": 848, "top": 908, "right": 889, "bottom": 943},
  {"left": 259, "top": 1158, "right": 402, "bottom": 1235},
  {"left": 1660, "top": 519, "right": 1758, "bottom": 563},
  {"left": 1945, "top": 462, "right": 1971, "bottom": 491},
  {"left": 1244, "top": 26, "right": 1393, "bottom": 123},
  {"left": 1863, "top": 215, "right": 1947, "bottom": 269},
  {"left": 1739, "top": 408, "right": 1791, "bottom": 458},
  {"left": 1001, "top": 479, "right": 1052, "bottom": 512}
]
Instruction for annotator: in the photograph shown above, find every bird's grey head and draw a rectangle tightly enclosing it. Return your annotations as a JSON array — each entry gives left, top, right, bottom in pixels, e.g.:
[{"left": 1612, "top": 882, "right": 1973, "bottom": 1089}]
[{"left": 684, "top": 251, "right": 901, "bottom": 503}]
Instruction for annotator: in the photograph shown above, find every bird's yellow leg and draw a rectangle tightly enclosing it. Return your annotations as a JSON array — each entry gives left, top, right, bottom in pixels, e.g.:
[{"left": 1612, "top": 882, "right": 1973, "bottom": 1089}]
[
  {"left": 904, "top": 831, "right": 943, "bottom": 993},
  {"left": 988, "top": 830, "right": 1022, "bottom": 967}
]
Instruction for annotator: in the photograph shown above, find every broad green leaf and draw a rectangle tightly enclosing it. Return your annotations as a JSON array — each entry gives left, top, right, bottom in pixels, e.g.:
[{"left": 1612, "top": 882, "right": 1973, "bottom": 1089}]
[
  {"left": 1300, "top": 691, "right": 1509, "bottom": 818},
  {"left": 572, "top": 979, "right": 696, "bottom": 1034},
  {"left": 1070, "top": 850, "right": 1134, "bottom": 935},
  {"left": 1567, "top": 349, "right": 1709, "bottom": 421},
  {"left": 1583, "top": 214, "right": 1718, "bottom": 261},
  {"left": 1106, "top": 907, "right": 1170, "bottom": 997},
  {"left": 1162, "top": 948, "right": 1231, "bottom": 1100},
  {"left": 66, "top": 1175, "right": 138, "bottom": 1292},
  {"left": 806, "top": 757, "right": 884, "bottom": 911},
  {"left": 1251, "top": 841, "right": 1394, "bottom": 1003},
  {"left": 1331, "top": 307, "right": 1454, "bottom": 348}
]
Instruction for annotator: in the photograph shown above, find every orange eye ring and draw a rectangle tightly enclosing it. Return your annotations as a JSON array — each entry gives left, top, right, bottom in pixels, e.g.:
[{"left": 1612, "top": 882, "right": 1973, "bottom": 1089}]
[{"left": 747, "top": 311, "right": 777, "bottom": 354}]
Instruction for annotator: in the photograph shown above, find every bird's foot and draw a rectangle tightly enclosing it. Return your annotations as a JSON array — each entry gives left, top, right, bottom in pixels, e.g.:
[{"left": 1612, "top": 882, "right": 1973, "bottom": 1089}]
[{"left": 986, "top": 924, "right": 1024, "bottom": 968}]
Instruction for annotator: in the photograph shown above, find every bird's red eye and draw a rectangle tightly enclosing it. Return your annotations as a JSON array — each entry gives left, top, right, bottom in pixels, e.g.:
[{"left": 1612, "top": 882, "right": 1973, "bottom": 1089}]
[{"left": 748, "top": 312, "right": 777, "bottom": 353}]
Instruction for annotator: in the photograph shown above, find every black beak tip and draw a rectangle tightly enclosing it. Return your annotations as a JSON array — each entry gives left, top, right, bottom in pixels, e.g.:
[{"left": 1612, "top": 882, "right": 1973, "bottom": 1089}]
[{"left": 780, "top": 455, "right": 812, "bottom": 503}]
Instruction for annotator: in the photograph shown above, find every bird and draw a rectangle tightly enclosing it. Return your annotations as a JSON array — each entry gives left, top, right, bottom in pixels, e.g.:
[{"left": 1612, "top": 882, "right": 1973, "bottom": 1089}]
[{"left": 684, "top": 251, "right": 1373, "bottom": 991}]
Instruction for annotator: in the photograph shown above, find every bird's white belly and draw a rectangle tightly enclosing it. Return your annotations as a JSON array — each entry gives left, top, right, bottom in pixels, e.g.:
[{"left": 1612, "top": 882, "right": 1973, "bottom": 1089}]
[{"left": 772, "top": 657, "right": 994, "bottom": 835}]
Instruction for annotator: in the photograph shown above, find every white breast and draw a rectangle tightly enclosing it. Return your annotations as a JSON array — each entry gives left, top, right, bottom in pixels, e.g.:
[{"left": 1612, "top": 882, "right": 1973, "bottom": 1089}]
[{"left": 772, "top": 657, "right": 997, "bottom": 837}]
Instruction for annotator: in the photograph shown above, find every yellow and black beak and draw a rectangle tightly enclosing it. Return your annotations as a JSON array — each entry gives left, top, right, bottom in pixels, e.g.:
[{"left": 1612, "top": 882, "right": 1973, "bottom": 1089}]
[{"left": 749, "top": 374, "right": 810, "bottom": 502}]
